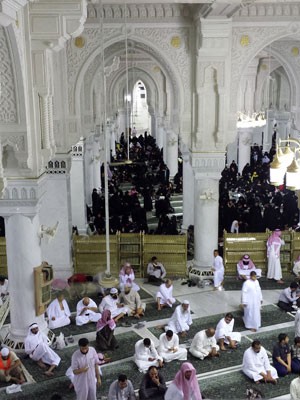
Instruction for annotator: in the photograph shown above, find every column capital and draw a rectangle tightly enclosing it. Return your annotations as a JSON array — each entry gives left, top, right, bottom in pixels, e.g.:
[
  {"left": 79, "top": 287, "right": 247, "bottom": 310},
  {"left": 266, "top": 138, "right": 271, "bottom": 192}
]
[
  {"left": 191, "top": 151, "right": 225, "bottom": 179},
  {"left": 0, "top": 0, "right": 27, "bottom": 26},
  {"left": 0, "top": 178, "right": 41, "bottom": 218}
]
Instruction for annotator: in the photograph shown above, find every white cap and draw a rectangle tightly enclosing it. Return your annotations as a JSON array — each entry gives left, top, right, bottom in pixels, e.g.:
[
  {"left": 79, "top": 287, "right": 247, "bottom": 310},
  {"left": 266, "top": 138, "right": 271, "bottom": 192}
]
[
  {"left": 182, "top": 300, "right": 190, "bottom": 305},
  {"left": 1, "top": 347, "right": 9, "bottom": 357},
  {"left": 110, "top": 287, "right": 118, "bottom": 294}
]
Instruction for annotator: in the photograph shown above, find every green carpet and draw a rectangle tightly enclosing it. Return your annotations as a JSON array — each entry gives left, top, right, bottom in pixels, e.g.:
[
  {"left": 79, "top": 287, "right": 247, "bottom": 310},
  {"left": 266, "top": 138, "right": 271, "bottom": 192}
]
[
  {"left": 21, "top": 331, "right": 141, "bottom": 383},
  {"left": 224, "top": 275, "right": 297, "bottom": 291},
  {"left": 148, "top": 304, "right": 295, "bottom": 342}
]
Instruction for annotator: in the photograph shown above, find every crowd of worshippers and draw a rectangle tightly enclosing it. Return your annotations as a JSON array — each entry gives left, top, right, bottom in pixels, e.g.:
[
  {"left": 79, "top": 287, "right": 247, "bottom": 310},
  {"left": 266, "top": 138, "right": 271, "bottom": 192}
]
[
  {"left": 86, "top": 134, "right": 182, "bottom": 236},
  {"left": 219, "top": 146, "right": 299, "bottom": 237}
]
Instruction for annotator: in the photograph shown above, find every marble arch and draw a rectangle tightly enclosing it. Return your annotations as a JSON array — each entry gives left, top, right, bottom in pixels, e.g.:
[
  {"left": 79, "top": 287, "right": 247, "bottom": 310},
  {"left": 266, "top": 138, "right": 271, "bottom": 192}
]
[{"left": 72, "top": 34, "right": 186, "bottom": 141}]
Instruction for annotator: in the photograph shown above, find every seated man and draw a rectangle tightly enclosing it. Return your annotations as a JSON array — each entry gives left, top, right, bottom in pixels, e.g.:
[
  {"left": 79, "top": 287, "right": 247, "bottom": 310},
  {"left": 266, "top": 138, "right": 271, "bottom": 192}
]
[
  {"left": 215, "top": 312, "right": 241, "bottom": 350},
  {"left": 99, "top": 288, "right": 129, "bottom": 323},
  {"left": 134, "top": 338, "right": 163, "bottom": 373},
  {"left": 119, "top": 262, "right": 140, "bottom": 292},
  {"left": 165, "top": 300, "right": 192, "bottom": 337},
  {"left": 293, "top": 255, "right": 300, "bottom": 278},
  {"left": 24, "top": 323, "right": 61, "bottom": 377},
  {"left": 0, "top": 277, "right": 8, "bottom": 297},
  {"left": 158, "top": 330, "right": 187, "bottom": 362},
  {"left": 272, "top": 333, "right": 294, "bottom": 376},
  {"left": 108, "top": 374, "right": 136, "bottom": 400},
  {"left": 242, "top": 340, "right": 278, "bottom": 384},
  {"left": 156, "top": 279, "right": 175, "bottom": 311},
  {"left": 0, "top": 347, "right": 25, "bottom": 384},
  {"left": 165, "top": 362, "right": 203, "bottom": 400},
  {"left": 278, "top": 282, "right": 299, "bottom": 312},
  {"left": 147, "top": 257, "right": 166, "bottom": 284},
  {"left": 139, "top": 366, "right": 166, "bottom": 400},
  {"left": 119, "top": 286, "right": 145, "bottom": 319},
  {"left": 76, "top": 297, "right": 101, "bottom": 326},
  {"left": 189, "top": 328, "right": 220, "bottom": 360},
  {"left": 47, "top": 292, "right": 71, "bottom": 329},
  {"left": 237, "top": 254, "right": 262, "bottom": 280}
]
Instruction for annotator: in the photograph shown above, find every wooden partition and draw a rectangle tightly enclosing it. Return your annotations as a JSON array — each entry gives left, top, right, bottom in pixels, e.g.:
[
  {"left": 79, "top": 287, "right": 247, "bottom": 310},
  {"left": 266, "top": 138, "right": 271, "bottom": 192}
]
[
  {"left": 73, "top": 233, "right": 187, "bottom": 278},
  {"left": 224, "top": 230, "right": 295, "bottom": 275},
  {"left": 0, "top": 237, "right": 7, "bottom": 276}
]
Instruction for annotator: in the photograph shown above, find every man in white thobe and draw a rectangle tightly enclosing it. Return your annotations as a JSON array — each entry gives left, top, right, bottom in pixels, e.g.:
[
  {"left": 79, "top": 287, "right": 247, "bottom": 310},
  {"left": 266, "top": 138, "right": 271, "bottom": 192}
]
[
  {"left": 237, "top": 254, "right": 262, "bottom": 280},
  {"left": 71, "top": 337, "right": 101, "bottom": 400},
  {"left": 134, "top": 338, "right": 163, "bottom": 373},
  {"left": 47, "top": 292, "right": 71, "bottom": 329},
  {"left": 158, "top": 330, "right": 187, "bottom": 362},
  {"left": 242, "top": 340, "right": 278, "bottom": 384},
  {"left": 99, "top": 288, "right": 129, "bottom": 322},
  {"left": 290, "top": 375, "right": 300, "bottom": 400},
  {"left": 267, "top": 229, "right": 285, "bottom": 283},
  {"left": 165, "top": 300, "right": 192, "bottom": 337},
  {"left": 0, "top": 277, "right": 8, "bottom": 296},
  {"left": 242, "top": 271, "right": 263, "bottom": 332},
  {"left": 212, "top": 249, "right": 224, "bottom": 290},
  {"left": 156, "top": 279, "right": 176, "bottom": 310},
  {"left": 189, "top": 328, "right": 220, "bottom": 360},
  {"left": 76, "top": 297, "right": 102, "bottom": 326},
  {"left": 24, "top": 323, "right": 61, "bottom": 377},
  {"left": 215, "top": 312, "right": 241, "bottom": 350}
]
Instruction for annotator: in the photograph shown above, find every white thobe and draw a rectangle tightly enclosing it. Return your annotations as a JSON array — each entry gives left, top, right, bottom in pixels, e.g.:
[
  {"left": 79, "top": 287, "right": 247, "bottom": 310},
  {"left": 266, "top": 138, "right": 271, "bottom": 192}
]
[
  {"left": 293, "top": 261, "right": 300, "bottom": 277},
  {"left": 165, "top": 382, "right": 201, "bottom": 400},
  {"left": 71, "top": 346, "right": 99, "bottom": 400},
  {"left": 189, "top": 330, "right": 219, "bottom": 360},
  {"left": 213, "top": 255, "right": 224, "bottom": 288},
  {"left": 237, "top": 264, "right": 262, "bottom": 279},
  {"left": 99, "top": 295, "right": 129, "bottom": 318},
  {"left": 119, "top": 272, "right": 140, "bottom": 292},
  {"left": 156, "top": 283, "right": 175, "bottom": 307},
  {"left": 76, "top": 298, "right": 102, "bottom": 326},
  {"left": 290, "top": 377, "right": 300, "bottom": 400},
  {"left": 165, "top": 304, "right": 192, "bottom": 334},
  {"left": 47, "top": 298, "right": 71, "bottom": 329},
  {"left": 242, "top": 279, "right": 262, "bottom": 331},
  {"left": 295, "top": 310, "right": 300, "bottom": 337},
  {"left": 242, "top": 346, "right": 278, "bottom": 382},
  {"left": 158, "top": 332, "right": 187, "bottom": 362},
  {"left": 25, "top": 330, "right": 61, "bottom": 367},
  {"left": 215, "top": 318, "right": 241, "bottom": 344},
  {"left": 267, "top": 239, "right": 284, "bottom": 280},
  {"left": 134, "top": 339, "right": 163, "bottom": 373}
]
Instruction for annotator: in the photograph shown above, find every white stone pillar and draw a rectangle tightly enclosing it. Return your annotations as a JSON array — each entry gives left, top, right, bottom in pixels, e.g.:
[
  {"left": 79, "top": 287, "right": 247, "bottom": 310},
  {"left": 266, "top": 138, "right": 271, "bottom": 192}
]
[
  {"left": 166, "top": 130, "right": 178, "bottom": 179},
  {"left": 85, "top": 141, "right": 93, "bottom": 206},
  {"left": 118, "top": 109, "right": 126, "bottom": 138},
  {"left": 0, "top": 180, "right": 47, "bottom": 346},
  {"left": 192, "top": 153, "right": 225, "bottom": 269},
  {"left": 70, "top": 138, "right": 87, "bottom": 234},
  {"left": 93, "top": 137, "right": 101, "bottom": 191},
  {"left": 182, "top": 151, "right": 194, "bottom": 231},
  {"left": 40, "top": 161, "right": 73, "bottom": 280},
  {"left": 156, "top": 118, "right": 164, "bottom": 149},
  {"left": 238, "top": 128, "right": 253, "bottom": 174}
]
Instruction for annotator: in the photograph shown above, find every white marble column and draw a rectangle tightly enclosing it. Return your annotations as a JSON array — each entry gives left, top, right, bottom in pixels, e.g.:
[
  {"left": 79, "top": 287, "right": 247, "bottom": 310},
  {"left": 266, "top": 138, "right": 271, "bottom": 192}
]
[
  {"left": 117, "top": 109, "right": 126, "bottom": 138},
  {"left": 193, "top": 176, "right": 219, "bottom": 267},
  {"left": 70, "top": 137, "right": 87, "bottom": 234},
  {"left": 84, "top": 140, "right": 93, "bottom": 206},
  {"left": 156, "top": 118, "right": 164, "bottom": 149},
  {"left": 238, "top": 128, "right": 253, "bottom": 174},
  {"left": 166, "top": 130, "right": 178, "bottom": 179},
  {"left": 191, "top": 152, "right": 225, "bottom": 269},
  {"left": 93, "top": 137, "right": 101, "bottom": 191},
  {"left": 40, "top": 161, "right": 73, "bottom": 280},
  {"left": 0, "top": 180, "right": 47, "bottom": 346},
  {"left": 182, "top": 151, "right": 194, "bottom": 231}
]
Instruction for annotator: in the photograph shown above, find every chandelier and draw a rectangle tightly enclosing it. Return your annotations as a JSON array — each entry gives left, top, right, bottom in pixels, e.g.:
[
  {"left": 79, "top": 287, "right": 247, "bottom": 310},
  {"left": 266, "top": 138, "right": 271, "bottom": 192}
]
[{"left": 270, "top": 137, "right": 300, "bottom": 190}]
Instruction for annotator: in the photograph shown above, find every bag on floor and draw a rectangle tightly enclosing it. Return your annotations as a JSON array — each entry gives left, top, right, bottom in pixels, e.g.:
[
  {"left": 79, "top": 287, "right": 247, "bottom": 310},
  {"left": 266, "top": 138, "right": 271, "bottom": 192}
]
[
  {"left": 55, "top": 332, "right": 66, "bottom": 350},
  {"left": 246, "top": 388, "right": 263, "bottom": 399}
]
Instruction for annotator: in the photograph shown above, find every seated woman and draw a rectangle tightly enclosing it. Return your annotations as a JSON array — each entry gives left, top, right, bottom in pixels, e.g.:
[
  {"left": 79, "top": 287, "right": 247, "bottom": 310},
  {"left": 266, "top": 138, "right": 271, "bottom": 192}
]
[
  {"left": 119, "top": 262, "right": 140, "bottom": 292},
  {"left": 139, "top": 366, "right": 167, "bottom": 400},
  {"left": 237, "top": 254, "right": 262, "bottom": 280},
  {"left": 96, "top": 310, "right": 118, "bottom": 351}
]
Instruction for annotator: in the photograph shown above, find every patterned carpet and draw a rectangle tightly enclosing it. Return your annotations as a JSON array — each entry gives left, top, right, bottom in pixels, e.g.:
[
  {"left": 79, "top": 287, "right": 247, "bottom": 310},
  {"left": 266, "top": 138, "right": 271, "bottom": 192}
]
[{"left": 224, "top": 275, "right": 297, "bottom": 291}]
